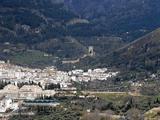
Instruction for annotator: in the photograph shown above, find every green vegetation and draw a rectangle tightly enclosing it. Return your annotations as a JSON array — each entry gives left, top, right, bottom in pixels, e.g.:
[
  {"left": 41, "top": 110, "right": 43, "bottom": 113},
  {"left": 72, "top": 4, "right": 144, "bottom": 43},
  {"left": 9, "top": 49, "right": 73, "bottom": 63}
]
[
  {"left": 94, "top": 93, "right": 160, "bottom": 110},
  {"left": 10, "top": 107, "right": 81, "bottom": 120},
  {"left": 9, "top": 50, "right": 56, "bottom": 67},
  {"left": 109, "top": 28, "right": 160, "bottom": 72},
  {"left": 95, "top": 93, "right": 130, "bottom": 105},
  {"left": 8, "top": 93, "right": 160, "bottom": 120}
]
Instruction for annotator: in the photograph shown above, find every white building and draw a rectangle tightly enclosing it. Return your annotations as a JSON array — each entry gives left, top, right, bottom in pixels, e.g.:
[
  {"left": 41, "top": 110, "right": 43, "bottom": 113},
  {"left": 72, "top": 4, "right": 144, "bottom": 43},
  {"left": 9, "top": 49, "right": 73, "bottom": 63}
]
[{"left": 0, "top": 97, "right": 18, "bottom": 113}]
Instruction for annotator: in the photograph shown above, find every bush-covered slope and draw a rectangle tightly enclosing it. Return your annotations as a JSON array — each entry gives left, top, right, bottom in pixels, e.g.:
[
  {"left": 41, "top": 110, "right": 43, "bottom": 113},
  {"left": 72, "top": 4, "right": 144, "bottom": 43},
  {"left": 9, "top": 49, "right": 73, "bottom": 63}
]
[
  {"left": 99, "top": 28, "right": 160, "bottom": 72},
  {"left": 0, "top": 0, "right": 77, "bottom": 44},
  {"left": 65, "top": 0, "right": 160, "bottom": 41},
  {"left": 0, "top": 0, "right": 125, "bottom": 68}
]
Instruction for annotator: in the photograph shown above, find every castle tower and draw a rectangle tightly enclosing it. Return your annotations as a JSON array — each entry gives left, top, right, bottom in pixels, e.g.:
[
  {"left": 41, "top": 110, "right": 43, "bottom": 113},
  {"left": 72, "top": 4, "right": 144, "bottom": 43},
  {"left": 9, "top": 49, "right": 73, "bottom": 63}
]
[{"left": 88, "top": 46, "right": 95, "bottom": 56}]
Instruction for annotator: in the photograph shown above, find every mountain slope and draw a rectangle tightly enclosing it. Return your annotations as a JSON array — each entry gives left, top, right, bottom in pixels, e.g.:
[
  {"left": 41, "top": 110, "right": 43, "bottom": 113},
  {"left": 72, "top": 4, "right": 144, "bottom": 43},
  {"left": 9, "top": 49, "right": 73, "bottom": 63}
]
[
  {"left": 0, "top": 0, "right": 125, "bottom": 68},
  {"left": 1, "top": 0, "right": 160, "bottom": 71},
  {"left": 100, "top": 28, "right": 160, "bottom": 72},
  {"left": 64, "top": 0, "right": 160, "bottom": 41},
  {"left": 0, "top": 0, "right": 77, "bottom": 44},
  {"left": 70, "top": 28, "right": 160, "bottom": 72}
]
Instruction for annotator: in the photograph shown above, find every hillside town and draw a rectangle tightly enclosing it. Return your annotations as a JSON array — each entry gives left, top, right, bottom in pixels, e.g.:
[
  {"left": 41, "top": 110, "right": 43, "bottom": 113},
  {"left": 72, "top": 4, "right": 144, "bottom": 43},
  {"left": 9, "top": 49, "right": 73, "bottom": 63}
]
[
  {"left": 0, "top": 60, "right": 119, "bottom": 89},
  {"left": 0, "top": 60, "right": 119, "bottom": 117}
]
